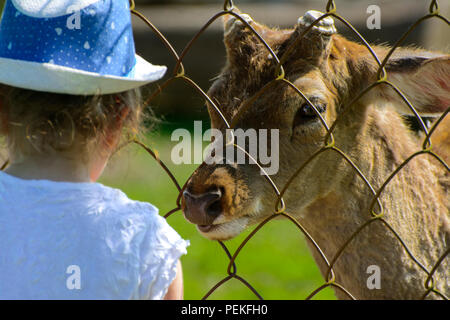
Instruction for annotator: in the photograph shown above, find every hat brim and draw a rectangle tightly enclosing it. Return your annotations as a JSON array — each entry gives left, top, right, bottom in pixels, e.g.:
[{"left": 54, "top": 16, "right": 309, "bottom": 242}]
[{"left": 0, "top": 55, "right": 167, "bottom": 95}]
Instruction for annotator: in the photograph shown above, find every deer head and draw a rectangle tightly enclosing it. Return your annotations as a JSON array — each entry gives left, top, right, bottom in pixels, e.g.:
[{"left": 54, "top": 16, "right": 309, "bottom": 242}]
[{"left": 181, "top": 9, "right": 449, "bottom": 242}]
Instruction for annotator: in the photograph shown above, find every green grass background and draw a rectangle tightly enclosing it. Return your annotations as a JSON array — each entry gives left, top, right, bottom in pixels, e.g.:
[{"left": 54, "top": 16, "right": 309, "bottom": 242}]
[{"left": 99, "top": 127, "right": 336, "bottom": 300}]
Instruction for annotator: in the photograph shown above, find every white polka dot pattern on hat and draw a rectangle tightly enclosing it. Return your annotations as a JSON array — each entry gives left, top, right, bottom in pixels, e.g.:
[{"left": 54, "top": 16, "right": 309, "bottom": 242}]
[
  {"left": 0, "top": 0, "right": 136, "bottom": 77},
  {"left": 11, "top": 0, "right": 102, "bottom": 18}
]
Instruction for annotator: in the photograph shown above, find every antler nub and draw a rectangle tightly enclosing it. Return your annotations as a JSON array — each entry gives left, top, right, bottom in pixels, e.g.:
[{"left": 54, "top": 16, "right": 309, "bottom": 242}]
[
  {"left": 297, "top": 10, "right": 336, "bottom": 36},
  {"left": 224, "top": 13, "right": 253, "bottom": 33}
]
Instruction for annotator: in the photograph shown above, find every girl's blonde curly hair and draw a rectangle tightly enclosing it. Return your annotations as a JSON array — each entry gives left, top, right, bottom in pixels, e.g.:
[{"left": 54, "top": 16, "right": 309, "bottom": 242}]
[{"left": 0, "top": 84, "right": 148, "bottom": 163}]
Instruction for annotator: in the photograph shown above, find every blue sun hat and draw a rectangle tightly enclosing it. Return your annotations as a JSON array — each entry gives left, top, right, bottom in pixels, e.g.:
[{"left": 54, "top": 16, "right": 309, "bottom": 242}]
[{"left": 0, "top": 0, "right": 167, "bottom": 95}]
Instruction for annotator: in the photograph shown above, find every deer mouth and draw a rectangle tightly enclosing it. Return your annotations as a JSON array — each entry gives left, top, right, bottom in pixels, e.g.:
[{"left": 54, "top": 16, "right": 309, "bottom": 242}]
[
  {"left": 195, "top": 196, "right": 268, "bottom": 240},
  {"left": 197, "top": 224, "right": 219, "bottom": 233},
  {"left": 195, "top": 216, "right": 252, "bottom": 240}
]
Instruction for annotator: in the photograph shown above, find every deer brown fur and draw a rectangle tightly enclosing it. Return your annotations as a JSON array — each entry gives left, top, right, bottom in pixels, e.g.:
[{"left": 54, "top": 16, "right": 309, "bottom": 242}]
[{"left": 182, "top": 10, "right": 449, "bottom": 299}]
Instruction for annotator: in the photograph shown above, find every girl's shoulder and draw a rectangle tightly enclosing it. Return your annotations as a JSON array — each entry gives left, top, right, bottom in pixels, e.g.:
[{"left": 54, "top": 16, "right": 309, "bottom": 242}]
[
  {"left": 0, "top": 170, "right": 187, "bottom": 256},
  {"left": 86, "top": 182, "right": 189, "bottom": 299},
  {"left": 0, "top": 169, "right": 156, "bottom": 217},
  {"left": 93, "top": 182, "right": 185, "bottom": 249}
]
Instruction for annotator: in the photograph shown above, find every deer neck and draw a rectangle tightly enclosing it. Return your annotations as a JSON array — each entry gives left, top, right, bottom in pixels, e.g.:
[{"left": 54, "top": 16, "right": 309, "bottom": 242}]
[{"left": 293, "top": 104, "right": 449, "bottom": 299}]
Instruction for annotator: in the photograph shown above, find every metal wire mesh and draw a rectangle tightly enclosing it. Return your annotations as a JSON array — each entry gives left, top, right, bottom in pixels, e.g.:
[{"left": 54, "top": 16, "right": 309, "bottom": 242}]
[
  {"left": 126, "top": 0, "right": 449, "bottom": 300},
  {"left": 1, "top": 0, "right": 448, "bottom": 300}
]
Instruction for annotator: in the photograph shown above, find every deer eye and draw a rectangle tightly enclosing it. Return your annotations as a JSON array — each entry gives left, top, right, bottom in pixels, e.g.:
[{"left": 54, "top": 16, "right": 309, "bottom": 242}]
[{"left": 293, "top": 102, "right": 327, "bottom": 127}]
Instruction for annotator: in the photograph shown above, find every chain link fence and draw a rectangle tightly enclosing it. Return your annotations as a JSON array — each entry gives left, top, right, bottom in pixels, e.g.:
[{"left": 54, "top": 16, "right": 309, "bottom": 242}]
[
  {"left": 125, "top": 0, "right": 449, "bottom": 299},
  {"left": 1, "top": 0, "right": 448, "bottom": 299}
]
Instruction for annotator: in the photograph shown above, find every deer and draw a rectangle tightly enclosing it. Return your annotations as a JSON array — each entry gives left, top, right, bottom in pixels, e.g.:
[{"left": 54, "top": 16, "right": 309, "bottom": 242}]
[{"left": 181, "top": 9, "right": 450, "bottom": 299}]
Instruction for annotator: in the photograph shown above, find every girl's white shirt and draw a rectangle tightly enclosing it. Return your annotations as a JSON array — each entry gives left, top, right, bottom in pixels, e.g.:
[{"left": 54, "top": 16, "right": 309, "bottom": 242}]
[{"left": 0, "top": 170, "right": 189, "bottom": 300}]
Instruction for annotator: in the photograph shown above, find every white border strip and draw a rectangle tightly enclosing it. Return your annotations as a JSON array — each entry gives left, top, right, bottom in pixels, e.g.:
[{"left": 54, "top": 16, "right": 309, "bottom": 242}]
[{"left": 12, "top": 0, "right": 102, "bottom": 18}]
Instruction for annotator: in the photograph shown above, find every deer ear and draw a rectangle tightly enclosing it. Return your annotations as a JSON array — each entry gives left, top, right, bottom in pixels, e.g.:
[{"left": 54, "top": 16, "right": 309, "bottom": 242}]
[{"left": 376, "top": 52, "right": 450, "bottom": 116}]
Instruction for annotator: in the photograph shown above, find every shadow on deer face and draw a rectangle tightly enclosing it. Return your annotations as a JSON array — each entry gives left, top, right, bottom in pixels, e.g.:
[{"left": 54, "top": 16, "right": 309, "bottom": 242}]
[{"left": 182, "top": 10, "right": 449, "bottom": 241}]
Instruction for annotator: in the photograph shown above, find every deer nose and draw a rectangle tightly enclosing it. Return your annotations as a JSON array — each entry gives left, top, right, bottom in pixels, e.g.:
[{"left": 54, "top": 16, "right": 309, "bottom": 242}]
[{"left": 182, "top": 188, "right": 223, "bottom": 226}]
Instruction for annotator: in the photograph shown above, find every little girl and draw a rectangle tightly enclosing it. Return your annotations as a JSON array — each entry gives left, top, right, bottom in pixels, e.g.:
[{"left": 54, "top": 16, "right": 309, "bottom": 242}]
[{"left": 0, "top": 0, "right": 188, "bottom": 299}]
